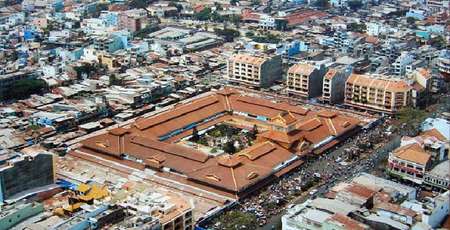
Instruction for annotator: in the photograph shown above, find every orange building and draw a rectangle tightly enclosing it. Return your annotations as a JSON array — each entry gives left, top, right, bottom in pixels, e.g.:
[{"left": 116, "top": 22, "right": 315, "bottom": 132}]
[
  {"left": 72, "top": 89, "right": 362, "bottom": 199},
  {"left": 344, "top": 74, "right": 412, "bottom": 114}
]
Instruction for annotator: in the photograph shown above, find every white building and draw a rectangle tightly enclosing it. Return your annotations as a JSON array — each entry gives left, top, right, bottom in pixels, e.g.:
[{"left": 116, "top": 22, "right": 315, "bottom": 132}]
[
  {"left": 366, "top": 22, "right": 385, "bottom": 36},
  {"left": 392, "top": 52, "right": 415, "bottom": 76},
  {"left": 401, "top": 191, "right": 449, "bottom": 228}
]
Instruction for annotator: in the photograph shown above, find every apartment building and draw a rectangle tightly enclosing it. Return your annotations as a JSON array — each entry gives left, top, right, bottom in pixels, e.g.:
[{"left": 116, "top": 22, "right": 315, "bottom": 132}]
[
  {"left": 437, "top": 50, "right": 450, "bottom": 81},
  {"left": 344, "top": 74, "right": 412, "bottom": 114},
  {"left": 322, "top": 67, "right": 351, "bottom": 104},
  {"left": 407, "top": 68, "right": 433, "bottom": 108},
  {"left": 227, "top": 53, "right": 282, "bottom": 88},
  {"left": 0, "top": 70, "right": 36, "bottom": 100},
  {"left": 286, "top": 63, "right": 326, "bottom": 98},
  {"left": 392, "top": 52, "right": 414, "bottom": 76},
  {"left": 0, "top": 152, "right": 55, "bottom": 202},
  {"left": 118, "top": 9, "right": 148, "bottom": 33}
]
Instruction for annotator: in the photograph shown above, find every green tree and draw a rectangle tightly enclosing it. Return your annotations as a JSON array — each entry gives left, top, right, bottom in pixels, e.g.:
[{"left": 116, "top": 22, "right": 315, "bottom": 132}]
[
  {"left": 194, "top": 7, "right": 212, "bottom": 21},
  {"left": 168, "top": 2, "right": 183, "bottom": 12},
  {"left": 191, "top": 126, "right": 199, "bottom": 142},
  {"left": 129, "top": 0, "right": 153, "bottom": 15},
  {"left": 223, "top": 140, "right": 237, "bottom": 154},
  {"left": 251, "top": 0, "right": 260, "bottom": 6},
  {"left": 229, "top": 15, "right": 241, "bottom": 28},
  {"left": 3, "top": 79, "right": 48, "bottom": 101},
  {"left": 217, "top": 211, "right": 257, "bottom": 230},
  {"left": 252, "top": 33, "right": 281, "bottom": 43},
  {"left": 250, "top": 124, "right": 258, "bottom": 139},
  {"left": 211, "top": 11, "right": 224, "bottom": 22},
  {"left": 245, "top": 31, "right": 254, "bottom": 37},
  {"left": 348, "top": 22, "right": 366, "bottom": 33},
  {"left": 215, "top": 28, "right": 240, "bottom": 42},
  {"left": 397, "top": 108, "right": 428, "bottom": 136}
]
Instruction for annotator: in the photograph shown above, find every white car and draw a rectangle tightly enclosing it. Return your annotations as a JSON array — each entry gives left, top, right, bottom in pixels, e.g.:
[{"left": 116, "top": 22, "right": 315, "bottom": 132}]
[{"left": 309, "top": 189, "right": 318, "bottom": 196}]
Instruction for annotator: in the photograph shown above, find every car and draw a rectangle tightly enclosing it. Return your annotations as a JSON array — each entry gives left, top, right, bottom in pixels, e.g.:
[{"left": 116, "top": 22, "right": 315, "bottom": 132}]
[{"left": 309, "top": 189, "right": 318, "bottom": 196}]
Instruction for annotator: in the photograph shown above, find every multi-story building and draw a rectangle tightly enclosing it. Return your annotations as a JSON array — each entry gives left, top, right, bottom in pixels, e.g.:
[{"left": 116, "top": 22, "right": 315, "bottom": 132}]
[
  {"left": 366, "top": 22, "right": 385, "bottom": 36},
  {"left": 322, "top": 67, "right": 351, "bottom": 104},
  {"left": 281, "top": 198, "right": 369, "bottom": 230},
  {"left": 392, "top": 52, "right": 414, "bottom": 76},
  {"left": 333, "top": 31, "right": 364, "bottom": 54},
  {"left": 401, "top": 191, "right": 449, "bottom": 228},
  {"left": 227, "top": 53, "right": 282, "bottom": 88},
  {"left": 118, "top": 9, "right": 148, "bottom": 33},
  {"left": 0, "top": 70, "right": 36, "bottom": 100},
  {"left": 426, "top": 0, "right": 450, "bottom": 12},
  {"left": 437, "top": 50, "right": 450, "bottom": 81},
  {"left": 93, "top": 37, "right": 124, "bottom": 53},
  {"left": 424, "top": 160, "right": 449, "bottom": 191},
  {"left": 286, "top": 63, "right": 326, "bottom": 98},
  {"left": 0, "top": 152, "right": 55, "bottom": 202},
  {"left": 407, "top": 68, "right": 433, "bottom": 108},
  {"left": 330, "top": 0, "right": 347, "bottom": 7},
  {"left": 344, "top": 74, "right": 412, "bottom": 114},
  {"left": 388, "top": 143, "right": 431, "bottom": 184}
]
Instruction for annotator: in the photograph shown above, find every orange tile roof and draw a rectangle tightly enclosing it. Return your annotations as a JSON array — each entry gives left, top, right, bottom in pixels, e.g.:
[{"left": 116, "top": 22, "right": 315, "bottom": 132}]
[
  {"left": 288, "top": 63, "right": 316, "bottom": 76},
  {"left": 421, "top": 128, "right": 447, "bottom": 142},
  {"left": 347, "top": 74, "right": 412, "bottom": 93},
  {"left": 375, "top": 202, "right": 417, "bottom": 217},
  {"left": 327, "top": 213, "right": 368, "bottom": 230},
  {"left": 285, "top": 10, "right": 328, "bottom": 26},
  {"left": 77, "top": 89, "right": 361, "bottom": 196},
  {"left": 230, "top": 54, "right": 267, "bottom": 66},
  {"left": 345, "top": 183, "right": 377, "bottom": 199},
  {"left": 393, "top": 143, "right": 430, "bottom": 165},
  {"left": 271, "top": 111, "right": 298, "bottom": 125},
  {"left": 187, "top": 142, "right": 294, "bottom": 192}
]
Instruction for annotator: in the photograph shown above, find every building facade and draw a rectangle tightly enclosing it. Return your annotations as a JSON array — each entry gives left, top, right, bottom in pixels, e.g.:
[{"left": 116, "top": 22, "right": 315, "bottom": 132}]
[
  {"left": 286, "top": 63, "right": 326, "bottom": 98},
  {"left": 344, "top": 74, "right": 412, "bottom": 114},
  {"left": 322, "top": 67, "right": 351, "bottom": 104},
  {"left": 227, "top": 53, "right": 282, "bottom": 88},
  {"left": 0, "top": 152, "right": 55, "bottom": 202},
  {"left": 388, "top": 144, "right": 430, "bottom": 184}
]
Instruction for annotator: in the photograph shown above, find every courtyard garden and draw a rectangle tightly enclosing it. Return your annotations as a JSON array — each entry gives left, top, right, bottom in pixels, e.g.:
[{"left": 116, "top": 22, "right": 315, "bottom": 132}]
[{"left": 189, "top": 123, "right": 258, "bottom": 154}]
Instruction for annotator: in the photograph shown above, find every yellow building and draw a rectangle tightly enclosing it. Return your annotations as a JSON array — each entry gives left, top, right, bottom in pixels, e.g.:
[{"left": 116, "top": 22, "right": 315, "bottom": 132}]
[
  {"left": 227, "top": 53, "right": 282, "bottom": 88},
  {"left": 344, "top": 74, "right": 412, "bottom": 114}
]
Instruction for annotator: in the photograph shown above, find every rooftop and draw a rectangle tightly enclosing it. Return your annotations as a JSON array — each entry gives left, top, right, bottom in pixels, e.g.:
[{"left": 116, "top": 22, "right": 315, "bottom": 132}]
[
  {"left": 392, "top": 143, "right": 431, "bottom": 165},
  {"left": 74, "top": 89, "right": 363, "bottom": 198},
  {"left": 347, "top": 74, "right": 412, "bottom": 93}
]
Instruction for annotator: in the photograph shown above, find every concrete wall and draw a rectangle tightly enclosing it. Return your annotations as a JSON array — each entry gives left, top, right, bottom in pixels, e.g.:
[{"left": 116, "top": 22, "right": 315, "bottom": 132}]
[
  {"left": 0, "top": 153, "right": 54, "bottom": 201},
  {"left": 0, "top": 203, "right": 44, "bottom": 230},
  {"left": 260, "top": 55, "right": 282, "bottom": 88}
]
